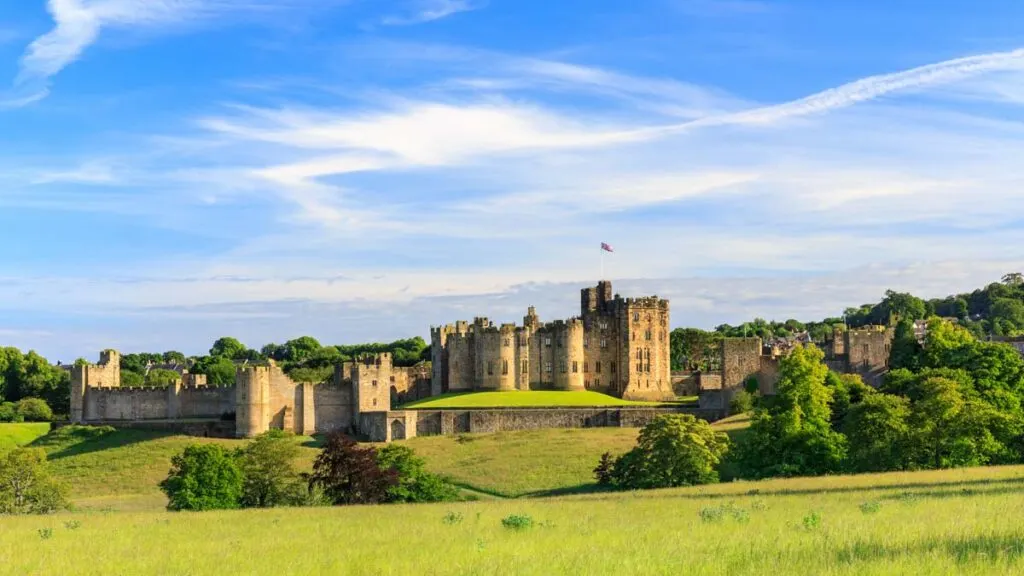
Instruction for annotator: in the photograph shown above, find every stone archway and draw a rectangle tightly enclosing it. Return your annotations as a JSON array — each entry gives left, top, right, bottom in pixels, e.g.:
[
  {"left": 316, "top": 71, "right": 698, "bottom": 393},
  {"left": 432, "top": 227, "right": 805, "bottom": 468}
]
[{"left": 390, "top": 418, "right": 406, "bottom": 441}]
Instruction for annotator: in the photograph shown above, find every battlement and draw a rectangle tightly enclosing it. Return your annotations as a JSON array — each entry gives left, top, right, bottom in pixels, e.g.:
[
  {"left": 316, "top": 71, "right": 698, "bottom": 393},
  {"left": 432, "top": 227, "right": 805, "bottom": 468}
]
[{"left": 623, "top": 296, "right": 669, "bottom": 309}]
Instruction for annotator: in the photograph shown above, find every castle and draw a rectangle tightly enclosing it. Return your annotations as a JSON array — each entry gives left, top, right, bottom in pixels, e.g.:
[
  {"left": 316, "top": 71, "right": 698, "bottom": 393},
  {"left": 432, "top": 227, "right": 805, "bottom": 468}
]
[
  {"left": 69, "top": 281, "right": 677, "bottom": 439},
  {"left": 67, "top": 281, "right": 896, "bottom": 441},
  {"left": 430, "top": 281, "right": 673, "bottom": 400}
]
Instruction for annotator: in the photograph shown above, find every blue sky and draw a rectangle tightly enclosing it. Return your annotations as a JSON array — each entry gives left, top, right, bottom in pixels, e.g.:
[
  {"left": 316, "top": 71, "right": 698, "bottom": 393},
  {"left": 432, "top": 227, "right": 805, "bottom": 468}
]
[{"left": 2, "top": 0, "right": 1024, "bottom": 361}]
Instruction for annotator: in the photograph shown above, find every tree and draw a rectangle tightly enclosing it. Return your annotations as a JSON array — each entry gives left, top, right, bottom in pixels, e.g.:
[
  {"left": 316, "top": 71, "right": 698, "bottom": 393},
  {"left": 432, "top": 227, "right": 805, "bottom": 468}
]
[
  {"left": 160, "top": 445, "right": 244, "bottom": 511},
  {"left": 238, "top": 430, "right": 305, "bottom": 508},
  {"left": 283, "top": 336, "right": 322, "bottom": 364},
  {"left": 162, "top": 351, "right": 187, "bottom": 364},
  {"left": 308, "top": 433, "right": 397, "bottom": 505},
  {"left": 888, "top": 318, "right": 922, "bottom": 372},
  {"left": 0, "top": 402, "right": 21, "bottom": 423},
  {"left": 596, "top": 414, "right": 730, "bottom": 490},
  {"left": 844, "top": 394, "right": 912, "bottom": 472},
  {"left": 189, "top": 356, "right": 237, "bottom": 386},
  {"left": 120, "top": 370, "right": 144, "bottom": 387},
  {"left": 825, "top": 372, "right": 874, "bottom": 430},
  {"left": 15, "top": 398, "right": 52, "bottom": 422},
  {"left": 670, "top": 328, "right": 718, "bottom": 371},
  {"left": 0, "top": 448, "right": 67, "bottom": 514},
  {"left": 376, "top": 444, "right": 459, "bottom": 503},
  {"left": 146, "top": 369, "right": 181, "bottom": 387},
  {"left": 210, "top": 337, "right": 247, "bottom": 360},
  {"left": 1002, "top": 272, "right": 1024, "bottom": 286},
  {"left": 733, "top": 345, "right": 847, "bottom": 478}
]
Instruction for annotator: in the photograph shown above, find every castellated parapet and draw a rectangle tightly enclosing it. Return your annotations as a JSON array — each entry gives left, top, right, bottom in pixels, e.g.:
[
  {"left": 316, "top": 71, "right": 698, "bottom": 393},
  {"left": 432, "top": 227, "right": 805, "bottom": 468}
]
[{"left": 429, "top": 281, "right": 674, "bottom": 401}]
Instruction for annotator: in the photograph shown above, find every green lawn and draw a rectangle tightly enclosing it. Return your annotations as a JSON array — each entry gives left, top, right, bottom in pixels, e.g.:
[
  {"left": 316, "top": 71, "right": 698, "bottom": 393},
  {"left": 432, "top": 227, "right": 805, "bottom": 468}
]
[
  {"left": 6, "top": 464, "right": 1024, "bottom": 575},
  {"left": 0, "top": 422, "right": 51, "bottom": 453},
  {"left": 401, "top": 390, "right": 685, "bottom": 409}
]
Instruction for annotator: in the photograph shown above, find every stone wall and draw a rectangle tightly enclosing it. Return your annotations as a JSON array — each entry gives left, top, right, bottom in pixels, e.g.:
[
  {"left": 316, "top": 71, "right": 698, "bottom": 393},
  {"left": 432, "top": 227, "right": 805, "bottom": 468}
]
[
  {"left": 847, "top": 327, "right": 893, "bottom": 387},
  {"left": 721, "top": 337, "right": 762, "bottom": 392},
  {"left": 359, "top": 406, "right": 726, "bottom": 441}
]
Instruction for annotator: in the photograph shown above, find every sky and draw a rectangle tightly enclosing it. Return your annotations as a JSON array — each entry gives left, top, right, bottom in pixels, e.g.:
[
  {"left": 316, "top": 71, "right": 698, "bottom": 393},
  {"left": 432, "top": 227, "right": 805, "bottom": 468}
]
[{"left": 2, "top": 0, "right": 1024, "bottom": 361}]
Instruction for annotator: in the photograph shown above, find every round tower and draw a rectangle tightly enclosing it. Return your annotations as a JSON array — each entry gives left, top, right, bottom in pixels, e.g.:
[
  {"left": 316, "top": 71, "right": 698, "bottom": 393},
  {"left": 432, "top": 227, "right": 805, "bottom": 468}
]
[{"left": 498, "top": 324, "right": 517, "bottom": 391}]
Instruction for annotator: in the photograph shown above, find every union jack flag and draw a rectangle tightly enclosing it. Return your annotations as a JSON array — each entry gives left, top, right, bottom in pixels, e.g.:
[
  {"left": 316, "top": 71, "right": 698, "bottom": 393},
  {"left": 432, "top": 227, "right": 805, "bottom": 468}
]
[{"left": 601, "top": 242, "right": 614, "bottom": 253}]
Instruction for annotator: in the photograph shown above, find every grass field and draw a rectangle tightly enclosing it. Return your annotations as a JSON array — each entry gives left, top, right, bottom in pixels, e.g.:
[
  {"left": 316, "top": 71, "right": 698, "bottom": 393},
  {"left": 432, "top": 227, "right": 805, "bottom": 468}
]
[
  {"left": 400, "top": 390, "right": 697, "bottom": 409},
  {"left": 0, "top": 422, "right": 51, "bottom": 453},
  {"left": 5, "top": 464, "right": 1024, "bottom": 575}
]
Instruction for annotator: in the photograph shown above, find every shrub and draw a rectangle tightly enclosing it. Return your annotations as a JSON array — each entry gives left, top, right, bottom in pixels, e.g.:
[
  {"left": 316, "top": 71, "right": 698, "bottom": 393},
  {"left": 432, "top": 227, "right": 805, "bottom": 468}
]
[
  {"left": 15, "top": 398, "right": 53, "bottom": 422},
  {"left": 238, "top": 430, "right": 306, "bottom": 508},
  {"left": 599, "top": 414, "right": 730, "bottom": 490},
  {"left": 376, "top": 444, "right": 459, "bottom": 503},
  {"left": 501, "top": 514, "right": 534, "bottom": 531},
  {"left": 729, "top": 390, "right": 755, "bottom": 415},
  {"left": 160, "top": 444, "right": 244, "bottom": 511},
  {"left": 593, "top": 452, "right": 615, "bottom": 485},
  {"left": 308, "top": 432, "right": 397, "bottom": 505},
  {"left": 0, "top": 402, "right": 22, "bottom": 423},
  {"left": 0, "top": 448, "right": 68, "bottom": 514}
]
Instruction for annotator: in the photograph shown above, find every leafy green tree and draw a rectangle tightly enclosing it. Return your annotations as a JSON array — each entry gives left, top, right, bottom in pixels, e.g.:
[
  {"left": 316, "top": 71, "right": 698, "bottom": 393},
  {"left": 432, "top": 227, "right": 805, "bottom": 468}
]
[
  {"left": 873, "top": 290, "right": 928, "bottom": 325},
  {"left": 120, "top": 370, "right": 145, "bottom": 387},
  {"left": 733, "top": 345, "right": 847, "bottom": 478},
  {"left": 189, "top": 356, "right": 237, "bottom": 386},
  {"left": 596, "top": 414, "right": 730, "bottom": 489},
  {"left": 160, "top": 444, "right": 244, "bottom": 511},
  {"left": 825, "top": 372, "right": 874, "bottom": 430},
  {"left": 308, "top": 433, "right": 397, "bottom": 505},
  {"left": 210, "top": 337, "right": 247, "bottom": 360},
  {"left": 162, "top": 351, "right": 187, "bottom": 364},
  {"left": 145, "top": 369, "right": 181, "bottom": 387},
  {"left": 0, "top": 448, "right": 68, "bottom": 514},
  {"left": 670, "top": 328, "right": 719, "bottom": 371},
  {"left": 1002, "top": 272, "right": 1024, "bottom": 286},
  {"left": 0, "top": 402, "right": 21, "bottom": 422},
  {"left": 376, "top": 444, "right": 459, "bottom": 503},
  {"left": 844, "top": 393, "right": 912, "bottom": 472},
  {"left": 15, "top": 398, "right": 52, "bottom": 422},
  {"left": 238, "top": 430, "right": 306, "bottom": 508},
  {"left": 889, "top": 318, "right": 922, "bottom": 371},
  {"left": 284, "top": 336, "right": 322, "bottom": 364}
]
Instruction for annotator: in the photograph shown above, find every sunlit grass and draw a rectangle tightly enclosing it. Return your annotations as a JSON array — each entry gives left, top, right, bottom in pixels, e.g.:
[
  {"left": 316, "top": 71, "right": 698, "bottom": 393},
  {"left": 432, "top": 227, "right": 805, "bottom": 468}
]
[
  {"left": 400, "top": 390, "right": 690, "bottom": 408},
  {"left": 5, "top": 464, "right": 1024, "bottom": 575},
  {"left": 0, "top": 422, "right": 50, "bottom": 453}
]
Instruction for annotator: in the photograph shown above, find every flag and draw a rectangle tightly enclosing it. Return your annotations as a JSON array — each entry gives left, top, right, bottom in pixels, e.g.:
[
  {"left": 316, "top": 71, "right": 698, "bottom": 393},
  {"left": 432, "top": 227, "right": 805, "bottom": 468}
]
[{"left": 601, "top": 242, "right": 614, "bottom": 253}]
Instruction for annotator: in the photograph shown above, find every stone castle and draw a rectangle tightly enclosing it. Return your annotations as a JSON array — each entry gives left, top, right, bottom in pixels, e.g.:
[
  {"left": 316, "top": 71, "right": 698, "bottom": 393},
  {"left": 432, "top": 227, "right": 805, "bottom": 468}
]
[
  {"left": 430, "top": 281, "right": 673, "bottom": 400},
  {"left": 68, "top": 281, "right": 896, "bottom": 441}
]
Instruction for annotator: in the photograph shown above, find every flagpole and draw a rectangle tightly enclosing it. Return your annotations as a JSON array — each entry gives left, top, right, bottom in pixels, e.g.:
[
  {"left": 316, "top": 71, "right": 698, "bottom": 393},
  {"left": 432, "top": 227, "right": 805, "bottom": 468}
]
[{"left": 600, "top": 247, "right": 604, "bottom": 280}]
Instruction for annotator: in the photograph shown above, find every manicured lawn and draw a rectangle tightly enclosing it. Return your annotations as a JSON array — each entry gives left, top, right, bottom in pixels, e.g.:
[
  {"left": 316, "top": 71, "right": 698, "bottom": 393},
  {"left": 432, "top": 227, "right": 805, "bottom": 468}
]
[
  {"left": 401, "top": 390, "right": 680, "bottom": 409},
  {"left": 6, "top": 464, "right": 1024, "bottom": 575},
  {"left": 0, "top": 422, "right": 51, "bottom": 453}
]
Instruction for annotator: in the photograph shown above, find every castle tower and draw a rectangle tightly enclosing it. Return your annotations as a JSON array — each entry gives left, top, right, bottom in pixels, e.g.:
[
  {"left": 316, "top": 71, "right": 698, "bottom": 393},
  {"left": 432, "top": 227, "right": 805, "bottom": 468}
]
[
  {"left": 235, "top": 366, "right": 270, "bottom": 438},
  {"left": 430, "top": 325, "right": 451, "bottom": 396},
  {"left": 553, "top": 319, "right": 585, "bottom": 391},
  {"left": 70, "top": 349, "right": 123, "bottom": 423},
  {"left": 497, "top": 324, "right": 517, "bottom": 391},
  {"left": 618, "top": 297, "right": 673, "bottom": 400},
  {"left": 352, "top": 353, "right": 393, "bottom": 421}
]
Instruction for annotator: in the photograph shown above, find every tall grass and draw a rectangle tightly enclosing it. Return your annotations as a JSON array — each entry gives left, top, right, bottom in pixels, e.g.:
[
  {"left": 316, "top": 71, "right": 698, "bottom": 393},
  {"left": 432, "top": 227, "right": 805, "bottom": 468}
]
[
  {"left": 4, "top": 465, "right": 1024, "bottom": 575},
  {"left": 0, "top": 422, "right": 50, "bottom": 453}
]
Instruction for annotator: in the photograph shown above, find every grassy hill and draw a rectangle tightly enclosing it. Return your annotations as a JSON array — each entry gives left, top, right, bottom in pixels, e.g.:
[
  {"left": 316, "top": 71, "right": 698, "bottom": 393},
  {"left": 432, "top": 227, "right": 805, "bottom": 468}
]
[
  {"left": 401, "top": 390, "right": 696, "bottom": 409},
  {"left": 6, "top": 463, "right": 1024, "bottom": 575},
  {"left": 27, "top": 415, "right": 747, "bottom": 510},
  {"left": 0, "top": 423, "right": 51, "bottom": 453}
]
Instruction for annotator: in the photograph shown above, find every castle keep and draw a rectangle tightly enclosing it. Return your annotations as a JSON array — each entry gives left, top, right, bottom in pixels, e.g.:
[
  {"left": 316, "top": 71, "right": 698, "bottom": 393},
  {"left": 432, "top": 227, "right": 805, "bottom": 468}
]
[{"left": 430, "top": 281, "right": 673, "bottom": 401}]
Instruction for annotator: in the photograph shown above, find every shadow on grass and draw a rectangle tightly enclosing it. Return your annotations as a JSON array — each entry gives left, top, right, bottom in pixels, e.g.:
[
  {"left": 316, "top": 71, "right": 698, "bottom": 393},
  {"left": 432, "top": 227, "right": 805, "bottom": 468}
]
[
  {"left": 836, "top": 532, "right": 1024, "bottom": 565},
  {"left": 30, "top": 427, "right": 179, "bottom": 461}
]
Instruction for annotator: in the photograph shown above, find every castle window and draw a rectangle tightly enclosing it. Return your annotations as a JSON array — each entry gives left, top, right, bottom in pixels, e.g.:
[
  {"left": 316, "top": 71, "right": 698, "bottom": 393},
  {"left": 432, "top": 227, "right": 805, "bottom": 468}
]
[
  {"left": 522, "top": 360, "right": 528, "bottom": 374},
  {"left": 572, "top": 361, "right": 578, "bottom": 373},
  {"left": 545, "top": 337, "right": 552, "bottom": 347},
  {"left": 545, "top": 361, "right": 552, "bottom": 373},
  {"left": 503, "top": 338, "right": 510, "bottom": 347},
  {"left": 372, "top": 380, "right": 377, "bottom": 387},
  {"left": 600, "top": 338, "right": 607, "bottom": 348},
  {"left": 584, "top": 361, "right": 589, "bottom": 373},
  {"left": 583, "top": 337, "right": 589, "bottom": 348},
  {"left": 373, "top": 398, "right": 377, "bottom": 406},
  {"left": 502, "top": 360, "right": 508, "bottom": 375},
  {"left": 390, "top": 375, "right": 395, "bottom": 383},
  {"left": 636, "top": 349, "right": 642, "bottom": 360},
  {"left": 487, "top": 361, "right": 494, "bottom": 376},
  {"left": 596, "top": 361, "right": 602, "bottom": 373},
  {"left": 645, "top": 330, "right": 651, "bottom": 340},
  {"left": 595, "top": 378, "right": 600, "bottom": 387},
  {"left": 560, "top": 361, "right": 567, "bottom": 373},
  {"left": 633, "top": 312, "right": 640, "bottom": 321},
  {"left": 611, "top": 361, "right": 616, "bottom": 373},
  {"left": 637, "top": 363, "right": 643, "bottom": 372},
  {"left": 645, "top": 363, "right": 650, "bottom": 372}
]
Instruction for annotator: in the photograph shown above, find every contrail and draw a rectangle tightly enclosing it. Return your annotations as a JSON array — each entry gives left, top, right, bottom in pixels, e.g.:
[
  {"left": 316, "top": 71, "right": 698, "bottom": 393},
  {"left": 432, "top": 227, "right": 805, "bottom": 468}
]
[{"left": 631, "top": 47, "right": 1024, "bottom": 138}]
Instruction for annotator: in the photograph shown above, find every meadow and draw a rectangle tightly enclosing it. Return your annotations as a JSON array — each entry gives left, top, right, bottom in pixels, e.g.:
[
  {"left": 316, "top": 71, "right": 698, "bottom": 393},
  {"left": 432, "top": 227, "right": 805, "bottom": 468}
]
[
  {"left": 400, "top": 390, "right": 697, "bottom": 409},
  {"left": 0, "top": 422, "right": 50, "bottom": 453},
  {"left": 4, "top": 464, "right": 1024, "bottom": 575}
]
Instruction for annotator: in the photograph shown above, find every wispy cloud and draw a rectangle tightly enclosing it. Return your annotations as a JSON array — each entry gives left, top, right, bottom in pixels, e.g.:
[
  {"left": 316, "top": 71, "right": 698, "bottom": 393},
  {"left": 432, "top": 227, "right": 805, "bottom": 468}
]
[
  {"left": 8, "top": 0, "right": 323, "bottom": 106},
  {"left": 381, "top": 0, "right": 483, "bottom": 26}
]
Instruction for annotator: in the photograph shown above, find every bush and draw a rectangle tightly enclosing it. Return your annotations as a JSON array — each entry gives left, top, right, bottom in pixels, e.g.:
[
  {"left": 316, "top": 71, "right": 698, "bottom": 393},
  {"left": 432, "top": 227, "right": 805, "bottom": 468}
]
[
  {"left": 376, "top": 444, "right": 459, "bottom": 503},
  {"left": 501, "top": 514, "right": 534, "bottom": 531},
  {"left": 0, "top": 448, "right": 68, "bottom": 514},
  {"left": 729, "top": 390, "right": 755, "bottom": 415},
  {"left": 238, "top": 430, "right": 306, "bottom": 508},
  {"left": 160, "top": 444, "right": 244, "bottom": 511},
  {"left": 0, "top": 402, "right": 23, "bottom": 423},
  {"left": 308, "top": 433, "right": 397, "bottom": 505},
  {"left": 15, "top": 398, "right": 53, "bottom": 422},
  {"left": 596, "top": 414, "right": 730, "bottom": 490}
]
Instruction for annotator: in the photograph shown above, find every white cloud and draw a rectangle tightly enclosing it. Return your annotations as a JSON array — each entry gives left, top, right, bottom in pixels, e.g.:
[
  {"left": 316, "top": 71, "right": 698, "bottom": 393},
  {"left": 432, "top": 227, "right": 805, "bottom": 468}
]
[{"left": 381, "top": 0, "right": 482, "bottom": 26}]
